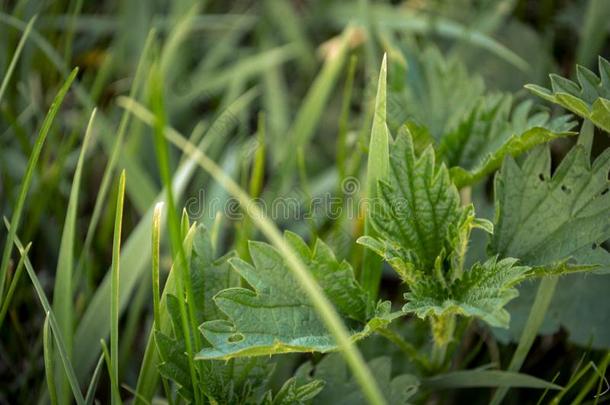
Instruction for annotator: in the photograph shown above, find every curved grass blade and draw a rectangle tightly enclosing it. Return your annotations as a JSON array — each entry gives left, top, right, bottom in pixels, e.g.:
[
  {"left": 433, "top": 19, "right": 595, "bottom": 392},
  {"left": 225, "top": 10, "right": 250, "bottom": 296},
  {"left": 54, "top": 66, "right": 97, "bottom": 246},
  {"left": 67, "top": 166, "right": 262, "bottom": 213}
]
[
  {"left": 118, "top": 96, "right": 388, "bottom": 405},
  {"left": 4, "top": 220, "right": 85, "bottom": 404},
  {"left": 424, "top": 369, "right": 562, "bottom": 390}
]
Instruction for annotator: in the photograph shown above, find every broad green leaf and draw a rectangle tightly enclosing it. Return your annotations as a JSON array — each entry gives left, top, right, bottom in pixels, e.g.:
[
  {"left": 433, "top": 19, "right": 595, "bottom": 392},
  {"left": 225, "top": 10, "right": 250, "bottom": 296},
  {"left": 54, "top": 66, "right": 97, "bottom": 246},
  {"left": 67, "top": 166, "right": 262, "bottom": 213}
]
[
  {"left": 155, "top": 225, "right": 276, "bottom": 403},
  {"left": 296, "top": 354, "right": 419, "bottom": 405},
  {"left": 526, "top": 57, "right": 610, "bottom": 132},
  {"left": 441, "top": 95, "right": 576, "bottom": 187},
  {"left": 490, "top": 144, "right": 610, "bottom": 272},
  {"left": 404, "top": 257, "right": 529, "bottom": 328},
  {"left": 490, "top": 138, "right": 610, "bottom": 347},
  {"left": 198, "top": 233, "right": 400, "bottom": 360}
]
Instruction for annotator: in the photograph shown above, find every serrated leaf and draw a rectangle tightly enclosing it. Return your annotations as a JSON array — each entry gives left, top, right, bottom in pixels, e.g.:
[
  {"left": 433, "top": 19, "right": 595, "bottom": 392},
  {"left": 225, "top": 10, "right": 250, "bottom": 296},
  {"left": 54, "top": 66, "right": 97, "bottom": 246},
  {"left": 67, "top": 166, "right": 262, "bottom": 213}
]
[
  {"left": 490, "top": 139, "right": 610, "bottom": 347},
  {"left": 365, "top": 127, "right": 465, "bottom": 272},
  {"left": 404, "top": 257, "right": 530, "bottom": 328},
  {"left": 198, "top": 233, "right": 400, "bottom": 360},
  {"left": 156, "top": 225, "right": 275, "bottom": 403},
  {"left": 259, "top": 377, "right": 325, "bottom": 405},
  {"left": 296, "top": 354, "right": 419, "bottom": 405},
  {"left": 440, "top": 95, "right": 576, "bottom": 187},
  {"left": 526, "top": 57, "right": 610, "bottom": 132},
  {"left": 490, "top": 144, "right": 610, "bottom": 272}
]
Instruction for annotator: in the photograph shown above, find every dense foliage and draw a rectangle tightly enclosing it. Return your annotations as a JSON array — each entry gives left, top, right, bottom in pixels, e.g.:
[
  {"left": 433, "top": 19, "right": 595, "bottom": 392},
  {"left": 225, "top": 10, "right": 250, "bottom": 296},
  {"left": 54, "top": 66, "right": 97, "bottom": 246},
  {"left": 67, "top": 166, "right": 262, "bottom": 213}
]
[{"left": 1, "top": 1, "right": 610, "bottom": 404}]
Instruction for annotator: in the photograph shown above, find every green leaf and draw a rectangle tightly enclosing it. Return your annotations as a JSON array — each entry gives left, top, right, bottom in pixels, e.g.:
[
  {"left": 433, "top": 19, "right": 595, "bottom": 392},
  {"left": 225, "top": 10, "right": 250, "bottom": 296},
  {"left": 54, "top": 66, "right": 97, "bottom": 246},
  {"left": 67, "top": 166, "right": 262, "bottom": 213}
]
[
  {"left": 155, "top": 225, "right": 275, "bottom": 403},
  {"left": 490, "top": 144, "right": 610, "bottom": 272},
  {"left": 259, "top": 377, "right": 325, "bottom": 405},
  {"left": 490, "top": 137, "right": 610, "bottom": 348},
  {"left": 198, "top": 233, "right": 399, "bottom": 360},
  {"left": 441, "top": 95, "right": 576, "bottom": 187},
  {"left": 526, "top": 57, "right": 610, "bottom": 132},
  {"left": 361, "top": 127, "right": 465, "bottom": 273},
  {"left": 404, "top": 257, "right": 529, "bottom": 328},
  {"left": 296, "top": 354, "right": 419, "bottom": 405}
]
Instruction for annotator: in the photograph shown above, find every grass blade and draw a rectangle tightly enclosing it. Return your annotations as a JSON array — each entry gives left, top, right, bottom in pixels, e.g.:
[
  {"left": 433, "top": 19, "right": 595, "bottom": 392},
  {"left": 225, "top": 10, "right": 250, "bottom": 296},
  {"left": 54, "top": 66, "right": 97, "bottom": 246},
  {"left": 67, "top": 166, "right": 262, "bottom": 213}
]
[
  {"left": 490, "top": 277, "right": 559, "bottom": 404},
  {"left": 101, "top": 340, "right": 122, "bottom": 405},
  {"left": 149, "top": 61, "right": 202, "bottom": 404},
  {"left": 361, "top": 54, "right": 389, "bottom": 299},
  {"left": 0, "top": 242, "right": 30, "bottom": 327},
  {"left": 110, "top": 171, "right": 126, "bottom": 404},
  {"left": 4, "top": 219, "right": 85, "bottom": 404},
  {"left": 152, "top": 203, "right": 163, "bottom": 332},
  {"left": 0, "top": 15, "right": 36, "bottom": 104},
  {"left": 118, "top": 96, "right": 388, "bottom": 405},
  {"left": 51, "top": 108, "right": 96, "bottom": 400},
  {"left": 73, "top": 88, "right": 257, "bottom": 382},
  {"left": 278, "top": 26, "right": 354, "bottom": 188},
  {"left": 84, "top": 354, "right": 105, "bottom": 405},
  {"left": 43, "top": 312, "right": 59, "bottom": 405},
  {"left": 424, "top": 370, "right": 562, "bottom": 390},
  {"left": 0, "top": 67, "right": 78, "bottom": 308}
]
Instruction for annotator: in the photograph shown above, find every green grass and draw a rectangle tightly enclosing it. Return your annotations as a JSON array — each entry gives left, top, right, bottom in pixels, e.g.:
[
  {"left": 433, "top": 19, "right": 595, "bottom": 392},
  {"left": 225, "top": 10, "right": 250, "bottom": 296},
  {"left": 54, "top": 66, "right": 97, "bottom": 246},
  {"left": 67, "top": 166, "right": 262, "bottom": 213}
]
[{"left": 2, "top": 1, "right": 610, "bottom": 404}]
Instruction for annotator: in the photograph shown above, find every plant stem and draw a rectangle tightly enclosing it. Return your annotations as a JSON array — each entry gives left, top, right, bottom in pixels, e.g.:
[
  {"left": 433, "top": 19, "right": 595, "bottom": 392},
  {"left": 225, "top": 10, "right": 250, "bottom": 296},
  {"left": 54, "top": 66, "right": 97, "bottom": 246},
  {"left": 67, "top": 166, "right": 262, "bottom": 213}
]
[
  {"left": 430, "top": 314, "right": 456, "bottom": 370},
  {"left": 378, "top": 327, "right": 431, "bottom": 371}
]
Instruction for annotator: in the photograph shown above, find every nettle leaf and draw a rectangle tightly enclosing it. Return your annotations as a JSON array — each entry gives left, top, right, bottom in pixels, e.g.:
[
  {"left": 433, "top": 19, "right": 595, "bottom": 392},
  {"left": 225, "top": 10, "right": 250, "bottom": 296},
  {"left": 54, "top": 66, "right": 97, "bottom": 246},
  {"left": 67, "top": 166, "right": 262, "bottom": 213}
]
[
  {"left": 490, "top": 143, "right": 610, "bottom": 272},
  {"left": 359, "top": 130, "right": 531, "bottom": 329},
  {"left": 156, "top": 225, "right": 279, "bottom": 404},
  {"left": 526, "top": 57, "right": 610, "bottom": 132},
  {"left": 441, "top": 94, "right": 576, "bottom": 187},
  {"left": 296, "top": 353, "right": 419, "bottom": 405},
  {"left": 490, "top": 138, "right": 610, "bottom": 347},
  {"left": 360, "top": 127, "right": 465, "bottom": 273},
  {"left": 404, "top": 257, "right": 529, "bottom": 328},
  {"left": 199, "top": 232, "right": 401, "bottom": 360}
]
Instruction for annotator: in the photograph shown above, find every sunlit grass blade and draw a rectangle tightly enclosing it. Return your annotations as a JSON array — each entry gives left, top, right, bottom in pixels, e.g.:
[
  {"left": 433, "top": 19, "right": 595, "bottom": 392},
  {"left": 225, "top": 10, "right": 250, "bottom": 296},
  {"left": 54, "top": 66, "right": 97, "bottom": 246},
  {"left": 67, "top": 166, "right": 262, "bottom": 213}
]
[
  {"left": 0, "top": 67, "right": 78, "bottom": 308},
  {"left": 4, "top": 220, "right": 85, "bottom": 404},
  {"left": 110, "top": 171, "right": 126, "bottom": 404},
  {"left": 52, "top": 108, "right": 96, "bottom": 400},
  {"left": 0, "top": 15, "right": 36, "bottom": 104},
  {"left": 43, "top": 312, "right": 59, "bottom": 405},
  {"left": 361, "top": 54, "right": 389, "bottom": 299},
  {"left": 118, "top": 96, "right": 388, "bottom": 405},
  {"left": 152, "top": 203, "right": 163, "bottom": 332},
  {"left": 134, "top": 223, "right": 197, "bottom": 405}
]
